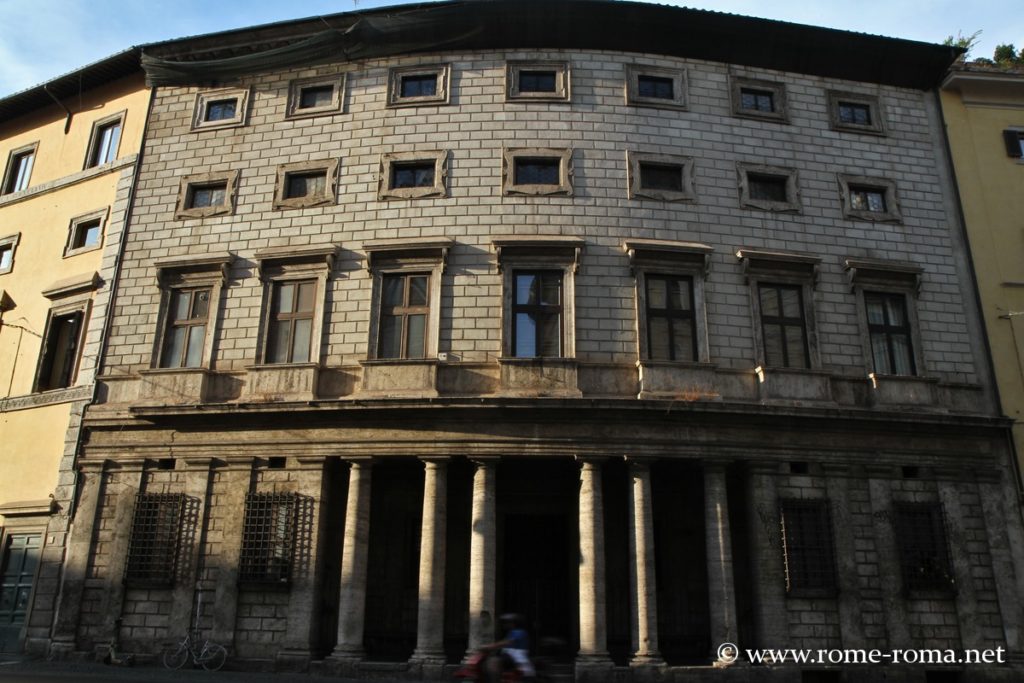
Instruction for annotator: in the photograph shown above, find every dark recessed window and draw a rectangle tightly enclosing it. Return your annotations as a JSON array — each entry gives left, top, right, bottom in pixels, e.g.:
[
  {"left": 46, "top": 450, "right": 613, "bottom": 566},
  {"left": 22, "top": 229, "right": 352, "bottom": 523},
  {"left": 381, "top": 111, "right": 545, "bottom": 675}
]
[
  {"left": 748, "top": 174, "right": 788, "bottom": 202},
  {"left": 781, "top": 500, "right": 836, "bottom": 594},
  {"left": 850, "top": 186, "right": 887, "bottom": 213},
  {"left": 205, "top": 99, "right": 238, "bottom": 122},
  {"left": 187, "top": 182, "right": 227, "bottom": 209},
  {"left": 645, "top": 274, "right": 695, "bottom": 361},
  {"left": 639, "top": 163, "right": 683, "bottom": 193},
  {"left": 378, "top": 273, "right": 429, "bottom": 359},
  {"left": 0, "top": 243, "right": 13, "bottom": 272},
  {"left": 518, "top": 70, "right": 557, "bottom": 93},
  {"left": 1003, "top": 130, "right": 1024, "bottom": 158},
  {"left": 637, "top": 75, "right": 674, "bottom": 100},
  {"left": 400, "top": 74, "right": 437, "bottom": 98},
  {"left": 759, "top": 283, "right": 809, "bottom": 369},
  {"left": 298, "top": 85, "right": 334, "bottom": 109},
  {"left": 285, "top": 172, "right": 327, "bottom": 199},
  {"left": 70, "top": 219, "right": 101, "bottom": 251},
  {"left": 240, "top": 492, "right": 298, "bottom": 585},
  {"left": 865, "top": 291, "right": 915, "bottom": 376},
  {"left": 87, "top": 119, "right": 122, "bottom": 168},
  {"left": 391, "top": 162, "right": 435, "bottom": 189},
  {"left": 512, "top": 270, "right": 562, "bottom": 358},
  {"left": 514, "top": 158, "right": 560, "bottom": 185},
  {"left": 839, "top": 102, "right": 872, "bottom": 126},
  {"left": 3, "top": 149, "right": 34, "bottom": 194},
  {"left": 36, "top": 310, "right": 84, "bottom": 391},
  {"left": 740, "top": 88, "right": 775, "bottom": 112},
  {"left": 125, "top": 493, "right": 184, "bottom": 587},
  {"left": 894, "top": 502, "right": 954, "bottom": 593}
]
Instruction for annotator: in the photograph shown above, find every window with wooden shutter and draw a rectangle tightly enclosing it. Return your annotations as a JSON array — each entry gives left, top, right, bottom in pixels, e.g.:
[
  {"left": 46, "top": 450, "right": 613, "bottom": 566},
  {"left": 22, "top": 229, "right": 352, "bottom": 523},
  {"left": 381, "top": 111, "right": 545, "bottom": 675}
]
[{"left": 1004, "top": 129, "right": 1024, "bottom": 158}]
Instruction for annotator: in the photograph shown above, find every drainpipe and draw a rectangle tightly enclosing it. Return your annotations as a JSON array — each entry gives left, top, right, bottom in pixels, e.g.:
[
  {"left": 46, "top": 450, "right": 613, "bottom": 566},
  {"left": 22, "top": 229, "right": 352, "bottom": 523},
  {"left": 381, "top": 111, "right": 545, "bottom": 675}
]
[{"left": 41, "top": 84, "right": 73, "bottom": 134}]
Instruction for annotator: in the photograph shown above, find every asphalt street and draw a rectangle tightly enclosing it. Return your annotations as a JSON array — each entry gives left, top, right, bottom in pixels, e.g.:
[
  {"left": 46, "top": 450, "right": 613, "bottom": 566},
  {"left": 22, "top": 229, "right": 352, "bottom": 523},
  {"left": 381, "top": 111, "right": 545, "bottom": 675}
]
[{"left": 0, "top": 658, "right": 363, "bottom": 683}]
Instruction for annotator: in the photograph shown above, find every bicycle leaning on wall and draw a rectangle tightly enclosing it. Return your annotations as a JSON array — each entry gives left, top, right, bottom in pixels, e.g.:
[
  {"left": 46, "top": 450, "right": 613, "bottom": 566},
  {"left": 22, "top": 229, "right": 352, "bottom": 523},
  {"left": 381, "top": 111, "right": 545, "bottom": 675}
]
[{"left": 163, "top": 589, "right": 227, "bottom": 671}]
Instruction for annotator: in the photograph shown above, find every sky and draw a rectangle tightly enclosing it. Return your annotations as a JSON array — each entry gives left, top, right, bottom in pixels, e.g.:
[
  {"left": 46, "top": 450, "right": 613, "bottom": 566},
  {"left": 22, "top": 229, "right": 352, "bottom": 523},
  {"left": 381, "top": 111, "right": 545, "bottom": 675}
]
[{"left": 0, "top": 0, "right": 1020, "bottom": 97}]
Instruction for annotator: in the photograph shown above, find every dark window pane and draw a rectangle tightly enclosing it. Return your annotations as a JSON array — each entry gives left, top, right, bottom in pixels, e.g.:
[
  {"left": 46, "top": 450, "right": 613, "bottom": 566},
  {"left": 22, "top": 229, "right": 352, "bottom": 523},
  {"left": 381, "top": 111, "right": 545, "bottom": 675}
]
[
  {"left": 160, "top": 327, "right": 186, "bottom": 369},
  {"left": 637, "top": 75, "right": 673, "bottom": 99},
  {"left": 285, "top": 172, "right": 326, "bottom": 199},
  {"left": 519, "top": 70, "right": 557, "bottom": 93},
  {"left": 205, "top": 99, "right": 237, "bottom": 121},
  {"left": 409, "top": 276, "right": 429, "bottom": 306},
  {"left": 184, "top": 325, "right": 205, "bottom": 367},
  {"left": 671, "top": 319, "right": 694, "bottom": 361},
  {"left": 740, "top": 88, "right": 774, "bottom": 112},
  {"left": 299, "top": 85, "right": 334, "bottom": 109},
  {"left": 851, "top": 187, "right": 886, "bottom": 212},
  {"left": 839, "top": 102, "right": 871, "bottom": 125},
  {"left": 639, "top": 163, "right": 683, "bottom": 192},
  {"left": 648, "top": 318, "right": 670, "bottom": 360},
  {"left": 292, "top": 318, "right": 312, "bottom": 363},
  {"left": 189, "top": 183, "right": 226, "bottom": 208},
  {"left": 515, "top": 273, "right": 537, "bottom": 305},
  {"left": 781, "top": 501, "right": 836, "bottom": 593},
  {"left": 540, "top": 273, "right": 561, "bottom": 305},
  {"left": 748, "top": 174, "right": 788, "bottom": 202},
  {"left": 379, "top": 315, "right": 401, "bottom": 358},
  {"left": 515, "top": 313, "right": 536, "bottom": 357},
  {"left": 406, "top": 314, "right": 426, "bottom": 358},
  {"left": 72, "top": 220, "right": 101, "bottom": 249},
  {"left": 392, "top": 162, "right": 435, "bottom": 189},
  {"left": 647, "top": 277, "right": 667, "bottom": 309},
  {"left": 401, "top": 74, "right": 437, "bottom": 98},
  {"left": 383, "top": 276, "right": 404, "bottom": 306},
  {"left": 895, "top": 503, "right": 953, "bottom": 592},
  {"left": 514, "top": 158, "right": 560, "bottom": 185},
  {"left": 538, "top": 314, "right": 560, "bottom": 356}
]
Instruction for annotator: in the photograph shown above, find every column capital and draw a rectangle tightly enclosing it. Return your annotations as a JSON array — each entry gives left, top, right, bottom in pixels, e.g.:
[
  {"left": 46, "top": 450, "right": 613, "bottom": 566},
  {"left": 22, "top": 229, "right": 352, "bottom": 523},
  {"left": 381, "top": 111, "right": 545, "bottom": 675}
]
[
  {"left": 182, "top": 456, "right": 215, "bottom": 470},
  {"left": 746, "top": 460, "right": 779, "bottom": 476},
  {"left": 79, "top": 459, "right": 106, "bottom": 474},
  {"left": 419, "top": 457, "right": 449, "bottom": 469},
  {"left": 115, "top": 458, "right": 148, "bottom": 473},
  {"left": 344, "top": 456, "right": 374, "bottom": 469},
  {"left": 296, "top": 455, "right": 328, "bottom": 468},
  {"left": 703, "top": 460, "right": 730, "bottom": 475},
  {"left": 576, "top": 456, "right": 608, "bottom": 470},
  {"left": 470, "top": 456, "right": 499, "bottom": 469},
  {"left": 624, "top": 455, "right": 656, "bottom": 471}
]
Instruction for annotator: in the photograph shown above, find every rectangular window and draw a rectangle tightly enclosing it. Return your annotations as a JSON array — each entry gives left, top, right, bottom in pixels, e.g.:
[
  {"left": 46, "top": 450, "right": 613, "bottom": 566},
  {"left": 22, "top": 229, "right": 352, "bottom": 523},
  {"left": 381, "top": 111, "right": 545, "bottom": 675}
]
[
  {"left": 850, "top": 186, "right": 887, "bottom": 213},
  {"left": 3, "top": 148, "right": 35, "bottom": 194},
  {"left": 645, "top": 274, "right": 695, "bottom": 361},
  {"left": 191, "top": 88, "right": 250, "bottom": 131},
  {"left": 377, "top": 273, "right": 429, "bottom": 359},
  {"left": 175, "top": 171, "right": 238, "bottom": 219},
  {"left": 759, "top": 284, "right": 809, "bottom": 368},
  {"left": 273, "top": 160, "right": 337, "bottom": 209},
  {"left": 1003, "top": 129, "right": 1024, "bottom": 158},
  {"left": 187, "top": 182, "right": 227, "bottom": 209},
  {"left": 637, "top": 75, "right": 674, "bottom": 100},
  {"left": 518, "top": 70, "right": 557, "bottom": 93},
  {"left": 0, "top": 243, "right": 12, "bottom": 272},
  {"left": 285, "top": 171, "right": 327, "bottom": 199},
  {"left": 828, "top": 91, "right": 884, "bottom": 134},
  {"left": 514, "top": 158, "right": 560, "bottom": 186},
  {"left": 748, "top": 174, "right": 789, "bottom": 203},
  {"left": 731, "top": 77, "right": 787, "bottom": 121},
  {"left": 36, "top": 310, "right": 84, "bottom": 391},
  {"left": 266, "top": 280, "right": 316, "bottom": 364},
  {"left": 159, "top": 288, "right": 210, "bottom": 369},
  {"left": 239, "top": 492, "right": 298, "bottom": 585},
  {"left": 69, "top": 219, "right": 101, "bottom": 251},
  {"left": 503, "top": 148, "right": 573, "bottom": 196},
  {"left": 401, "top": 74, "right": 437, "bottom": 98},
  {"left": 865, "top": 291, "right": 915, "bottom": 375},
  {"left": 388, "top": 65, "right": 450, "bottom": 107},
  {"left": 639, "top": 163, "right": 684, "bottom": 193},
  {"left": 839, "top": 102, "right": 872, "bottom": 126},
  {"left": 391, "top": 162, "right": 435, "bottom": 189},
  {"left": 740, "top": 88, "right": 775, "bottom": 112},
  {"left": 300, "top": 86, "right": 334, "bottom": 109},
  {"left": 125, "top": 493, "right": 184, "bottom": 587},
  {"left": 86, "top": 117, "right": 122, "bottom": 168},
  {"left": 626, "top": 65, "right": 687, "bottom": 109},
  {"left": 507, "top": 61, "right": 570, "bottom": 101},
  {"left": 780, "top": 500, "right": 837, "bottom": 595},
  {"left": 286, "top": 75, "right": 344, "bottom": 119},
  {"left": 894, "top": 502, "right": 954, "bottom": 593},
  {"left": 205, "top": 99, "right": 237, "bottom": 121},
  {"left": 512, "top": 270, "right": 562, "bottom": 358}
]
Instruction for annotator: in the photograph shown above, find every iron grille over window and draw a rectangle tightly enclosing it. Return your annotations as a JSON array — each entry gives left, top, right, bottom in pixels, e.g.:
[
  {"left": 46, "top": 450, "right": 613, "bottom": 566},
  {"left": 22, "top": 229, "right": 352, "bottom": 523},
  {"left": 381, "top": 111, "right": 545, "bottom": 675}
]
[
  {"left": 894, "top": 502, "right": 955, "bottom": 594},
  {"left": 125, "top": 493, "right": 185, "bottom": 586},
  {"left": 239, "top": 492, "right": 299, "bottom": 585},
  {"left": 780, "top": 499, "right": 836, "bottom": 595}
]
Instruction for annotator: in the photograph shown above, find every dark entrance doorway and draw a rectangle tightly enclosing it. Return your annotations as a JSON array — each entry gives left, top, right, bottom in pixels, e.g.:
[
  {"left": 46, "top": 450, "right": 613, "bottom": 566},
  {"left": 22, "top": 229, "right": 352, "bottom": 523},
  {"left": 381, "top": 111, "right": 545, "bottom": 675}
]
[{"left": 0, "top": 532, "right": 41, "bottom": 653}]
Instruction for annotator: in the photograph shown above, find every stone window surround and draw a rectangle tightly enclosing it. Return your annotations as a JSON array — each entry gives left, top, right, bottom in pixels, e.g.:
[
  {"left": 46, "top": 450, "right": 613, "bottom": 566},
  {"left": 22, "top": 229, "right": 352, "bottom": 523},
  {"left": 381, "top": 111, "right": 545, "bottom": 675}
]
[
  {"left": 273, "top": 159, "right": 340, "bottom": 210},
  {"left": 626, "top": 150, "right": 696, "bottom": 202},
  {"left": 34, "top": 273, "right": 100, "bottom": 393},
  {"left": 377, "top": 150, "right": 449, "bottom": 200},
  {"left": 729, "top": 75, "right": 789, "bottom": 122},
  {"left": 2, "top": 141, "right": 38, "bottom": 195},
  {"left": 82, "top": 110, "right": 125, "bottom": 170},
  {"left": 386, "top": 63, "right": 451, "bottom": 108},
  {"left": 362, "top": 237, "right": 453, "bottom": 361},
  {"left": 625, "top": 239, "right": 713, "bottom": 364},
  {"left": 151, "top": 253, "right": 233, "bottom": 370},
  {"left": 0, "top": 232, "right": 20, "bottom": 275},
  {"left": 191, "top": 87, "right": 252, "bottom": 131},
  {"left": 502, "top": 147, "right": 574, "bottom": 197},
  {"left": 505, "top": 61, "right": 571, "bottom": 102},
  {"left": 286, "top": 74, "right": 346, "bottom": 119},
  {"left": 624, "top": 64, "right": 688, "bottom": 109},
  {"left": 844, "top": 257, "right": 925, "bottom": 378},
  {"left": 737, "top": 162, "right": 801, "bottom": 213},
  {"left": 494, "top": 236, "right": 583, "bottom": 359},
  {"left": 64, "top": 207, "right": 108, "bottom": 258},
  {"left": 174, "top": 170, "right": 240, "bottom": 219},
  {"left": 837, "top": 173, "right": 902, "bottom": 223},
  {"left": 254, "top": 245, "right": 336, "bottom": 366},
  {"left": 737, "top": 248, "right": 822, "bottom": 371},
  {"left": 827, "top": 90, "right": 886, "bottom": 136}
]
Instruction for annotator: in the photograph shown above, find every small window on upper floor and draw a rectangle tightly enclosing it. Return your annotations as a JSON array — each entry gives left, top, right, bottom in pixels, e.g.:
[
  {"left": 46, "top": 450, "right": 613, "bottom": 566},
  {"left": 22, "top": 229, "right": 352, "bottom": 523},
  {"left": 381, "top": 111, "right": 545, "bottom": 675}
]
[
  {"left": 387, "top": 64, "right": 450, "bottom": 107},
  {"left": 273, "top": 159, "right": 339, "bottom": 210},
  {"left": 65, "top": 209, "right": 107, "bottom": 257},
  {"left": 838, "top": 174, "right": 901, "bottom": 222},
  {"left": 191, "top": 88, "right": 251, "bottom": 131},
  {"left": 1003, "top": 129, "right": 1024, "bottom": 159},
  {"left": 36, "top": 310, "right": 85, "bottom": 392},
  {"left": 0, "top": 233, "right": 20, "bottom": 275},
  {"left": 174, "top": 171, "right": 239, "bottom": 219},
  {"left": 828, "top": 91, "right": 885, "bottom": 135},
  {"left": 286, "top": 75, "right": 345, "bottom": 119},
  {"left": 738, "top": 163, "right": 800, "bottom": 212},
  {"left": 503, "top": 148, "right": 573, "bottom": 196},
  {"left": 85, "top": 113, "right": 123, "bottom": 168},
  {"left": 625, "top": 65, "right": 687, "bottom": 109},
  {"left": 378, "top": 151, "right": 448, "bottom": 200},
  {"left": 506, "top": 62, "right": 570, "bottom": 102},
  {"left": 731, "top": 77, "right": 787, "bottom": 122},
  {"left": 627, "top": 151, "right": 695, "bottom": 202},
  {"left": 2, "top": 143, "right": 37, "bottom": 195}
]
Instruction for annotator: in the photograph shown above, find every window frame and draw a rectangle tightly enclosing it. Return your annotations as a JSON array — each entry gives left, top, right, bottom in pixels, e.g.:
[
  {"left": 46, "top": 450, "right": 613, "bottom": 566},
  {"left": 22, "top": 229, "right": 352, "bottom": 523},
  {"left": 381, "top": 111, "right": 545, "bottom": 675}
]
[
  {"left": 838, "top": 174, "right": 901, "bottom": 222},
  {"left": 502, "top": 147, "right": 574, "bottom": 196},
  {"left": 153, "top": 254, "right": 233, "bottom": 371},
  {"left": 83, "top": 111, "right": 125, "bottom": 169},
  {"left": 1002, "top": 128, "right": 1024, "bottom": 159},
  {"left": 174, "top": 170, "right": 239, "bottom": 219},
  {"left": 286, "top": 74, "right": 346, "bottom": 119},
  {"left": 124, "top": 492, "right": 185, "bottom": 588},
  {"left": 191, "top": 88, "right": 251, "bottom": 131},
  {"left": 0, "top": 232, "right": 20, "bottom": 275},
  {"left": 626, "top": 151, "right": 696, "bottom": 202},
  {"left": 893, "top": 501, "right": 955, "bottom": 595},
  {"left": 624, "top": 64, "right": 687, "bottom": 110},
  {"left": 33, "top": 303, "right": 89, "bottom": 393},
  {"left": 2, "top": 142, "right": 37, "bottom": 195},
  {"left": 64, "top": 208, "right": 108, "bottom": 258},
  {"left": 378, "top": 150, "right": 448, "bottom": 200},
  {"left": 506, "top": 61, "right": 571, "bottom": 102},
  {"left": 264, "top": 279, "right": 319, "bottom": 365},
  {"left": 737, "top": 162, "right": 801, "bottom": 213},
  {"left": 239, "top": 492, "right": 300, "bottom": 587},
  {"left": 730, "top": 76, "right": 788, "bottom": 123},
  {"left": 828, "top": 90, "right": 886, "bottom": 136},
  {"left": 756, "top": 283, "right": 811, "bottom": 370},
  {"left": 779, "top": 498, "right": 838, "bottom": 597},
  {"left": 387, "top": 64, "right": 451, "bottom": 108},
  {"left": 864, "top": 290, "right": 917, "bottom": 377},
  {"left": 273, "top": 159, "right": 339, "bottom": 210}
]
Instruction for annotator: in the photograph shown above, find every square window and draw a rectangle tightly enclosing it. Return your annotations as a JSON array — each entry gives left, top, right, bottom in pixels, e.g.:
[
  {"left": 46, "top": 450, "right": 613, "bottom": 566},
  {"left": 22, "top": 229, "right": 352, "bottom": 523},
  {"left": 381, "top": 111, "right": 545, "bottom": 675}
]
[
  {"left": 838, "top": 174, "right": 901, "bottom": 222},
  {"left": 512, "top": 270, "right": 563, "bottom": 358},
  {"left": 850, "top": 186, "right": 886, "bottom": 213},
  {"left": 378, "top": 151, "right": 448, "bottom": 200},
  {"left": 159, "top": 288, "right": 211, "bottom": 369},
  {"left": 240, "top": 492, "right": 298, "bottom": 585},
  {"left": 285, "top": 172, "right": 327, "bottom": 200},
  {"left": 36, "top": 309, "right": 85, "bottom": 391},
  {"left": 507, "top": 62, "right": 570, "bottom": 102},
  {"left": 189, "top": 183, "right": 227, "bottom": 208},
  {"left": 731, "top": 77, "right": 787, "bottom": 121},
  {"left": 273, "top": 159, "right": 338, "bottom": 209},
  {"left": 387, "top": 64, "right": 450, "bottom": 107},
  {"left": 265, "top": 280, "right": 317, "bottom": 364},
  {"left": 740, "top": 88, "right": 774, "bottom": 113},
  {"left": 3, "top": 144, "right": 36, "bottom": 195},
  {"left": 503, "top": 148, "right": 573, "bottom": 196},
  {"left": 392, "top": 162, "right": 435, "bottom": 189},
  {"left": 175, "top": 171, "right": 238, "bottom": 219},
  {"left": 85, "top": 113, "right": 123, "bottom": 168},
  {"left": 191, "top": 88, "right": 250, "bottom": 131},
  {"left": 377, "top": 273, "right": 430, "bottom": 359},
  {"left": 828, "top": 91, "right": 885, "bottom": 135},
  {"left": 758, "top": 283, "right": 810, "bottom": 369},
  {"left": 894, "top": 502, "right": 954, "bottom": 594},
  {"left": 64, "top": 210, "right": 106, "bottom": 257},
  {"left": 625, "top": 65, "right": 687, "bottom": 109},
  {"left": 749, "top": 174, "right": 788, "bottom": 202},
  {"left": 645, "top": 274, "right": 696, "bottom": 362},
  {"left": 286, "top": 75, "right": 345, "bottom": 119},
  {"left": 865, "top": 291, "right": 916, "bottom": 376},
  {"left": 780, "top": 500, "right": 837, "bottom": 595},
  {"left": 738, "top": 164, "right": 800, "bottom": 212},
  {"left": 0, "top": 233, "right": 19, "bottom": 275},
  {"left": 125, "top": 493, "right": 184, "bottom": 587},
  {"left": 627, "top": 152, "right": 695, "bottom": 202},
  {"left": 640, "top": 164, "right": 683, "bottom": 193}
]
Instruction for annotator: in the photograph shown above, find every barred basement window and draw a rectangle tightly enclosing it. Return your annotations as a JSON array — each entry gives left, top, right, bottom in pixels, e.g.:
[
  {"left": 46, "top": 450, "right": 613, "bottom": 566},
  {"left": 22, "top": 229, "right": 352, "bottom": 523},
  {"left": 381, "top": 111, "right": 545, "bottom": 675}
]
[
  {"left": 894, "top": 502, "right": 955, "bottom": 594},
  {"left": 239, "top": 492, "right": 298, "bottom": 585},
  {"left": 780, "top": 499, "right": 837, "bottom": 595},
  {"left": 125, "top": 493, "right": 185, "bottom": 586}
]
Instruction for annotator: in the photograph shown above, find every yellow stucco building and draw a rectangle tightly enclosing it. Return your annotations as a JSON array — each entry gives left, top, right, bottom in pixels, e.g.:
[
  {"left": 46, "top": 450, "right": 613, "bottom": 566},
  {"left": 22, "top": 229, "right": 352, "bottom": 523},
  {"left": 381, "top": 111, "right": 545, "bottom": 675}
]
[
  {"left": 0, "top": 50, "right": 148, "bottom": 654},
  {"left": 941, "top": 65, "right": 1024, "bottom": 478}
]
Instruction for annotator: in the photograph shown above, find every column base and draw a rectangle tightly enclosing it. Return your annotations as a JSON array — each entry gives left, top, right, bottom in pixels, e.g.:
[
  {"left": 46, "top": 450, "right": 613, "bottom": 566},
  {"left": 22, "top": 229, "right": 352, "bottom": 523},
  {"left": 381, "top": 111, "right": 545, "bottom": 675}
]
[
  {"left": 410, "top": 650, "right": 447, "bottom": 665},
  {"left": 47, "top": 640, "right": 77, "bottom": 661},
  {"left": 575, "top": 654, "right": 614, "bottom": 683},
  {"left": 324, "top": 651, "right": 363, "bottom": 677},
  {"left": 629, "top": 654, "right": 666, "bottom": 667},
  {"left": 275, "top": 648, "right": 312, "bottom": 672}
]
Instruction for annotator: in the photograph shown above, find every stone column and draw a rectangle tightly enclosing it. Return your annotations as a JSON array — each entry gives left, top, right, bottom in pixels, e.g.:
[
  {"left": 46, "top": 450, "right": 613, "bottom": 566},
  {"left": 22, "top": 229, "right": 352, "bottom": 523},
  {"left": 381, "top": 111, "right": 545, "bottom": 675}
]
[
  {"left": 49, "top": 461, "right": 106, "bottom": 656},
  {"left": 703, "top": 462, "right": 738, "bottom": 653},
  {"left": 866, "top": 466, "right": 911, "bottom": 650},
  {"left": 577, "top": 458, "right": 611, "bottom": 665},
  {"left": 746, "top": 461, "right": 788, "bottom": 650},
  {"left": 211, "top": 459, "right": 254, "bottom": 650},
  {"left": 411, "top": 458, "right": 448, "bottom": 664},
  {"left": 466, "top": 457, "right": 498, "bottom": 655},
  {"left": 169, "top": 458, "right": 214, "bottom": 640},
  {"left": 331, "top": 458, "right": 373, "bottom": 661},
  {"left": 627, "top": 458, "right": 662, "bottom": 665}
]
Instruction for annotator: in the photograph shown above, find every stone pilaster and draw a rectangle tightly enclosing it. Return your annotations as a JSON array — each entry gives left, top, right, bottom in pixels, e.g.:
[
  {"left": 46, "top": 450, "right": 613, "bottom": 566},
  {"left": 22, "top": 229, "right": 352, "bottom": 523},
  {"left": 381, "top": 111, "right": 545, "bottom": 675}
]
[
  {"left": 703, "top": 462, "right": 738, "bottom": 654},
  {"left": 627, "top": 458, "right": 662, "bottom": 665},
  {"left": 822, "top": 464, "right": 867, "bottom": 651},
  {"left": 211, "top": 459, "right": 253, "bottom": 651},
  {"left": 866, "top": 467, "right": 911, "bottom": 650},
  {"left": 169, "top": 457, "right": 214, "bottom": 640},
  {"left": 331, "top": 458, "right": 373, "bottom": 661},
  {"left": 936, "top": 473, "right": 984, "bottom": 651},
  {"left": 411, "top": 458, "right": 448, "bottom": 665},
  {"left": 94, "top": 460, "right": 145, "bottom": 637},
  {"left": 577, "top": 458, "right": 611, "bottom": 668},
  {"left": 466, "top": 457, "right": 498, "bottom": 655},
  {"left": 746, "top": 461, "right": 788, "bottom": 650}
]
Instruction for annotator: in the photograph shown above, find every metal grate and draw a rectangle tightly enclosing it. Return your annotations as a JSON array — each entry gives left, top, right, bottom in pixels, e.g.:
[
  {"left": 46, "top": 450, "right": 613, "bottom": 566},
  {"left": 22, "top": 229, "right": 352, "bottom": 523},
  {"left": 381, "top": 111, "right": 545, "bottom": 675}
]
[
  {"left": 780, "top": 499, "right": 837, "bottom": 594},
  {"left": 124, "top": 493, "right": 184, "bottom": 586},
  {"left": 239, "top": 492, "right": 298, "bottom": 585},
  {"left": 894, "top": 502, "right": 955, "bottom": 593}
]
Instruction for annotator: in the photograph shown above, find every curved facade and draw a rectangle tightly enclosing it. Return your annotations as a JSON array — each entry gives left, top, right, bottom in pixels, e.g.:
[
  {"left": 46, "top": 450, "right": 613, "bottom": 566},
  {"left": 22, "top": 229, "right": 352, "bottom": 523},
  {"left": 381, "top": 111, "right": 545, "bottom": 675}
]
[{"left": 51, "top": 2, "right": 1024, "bottom": 681}]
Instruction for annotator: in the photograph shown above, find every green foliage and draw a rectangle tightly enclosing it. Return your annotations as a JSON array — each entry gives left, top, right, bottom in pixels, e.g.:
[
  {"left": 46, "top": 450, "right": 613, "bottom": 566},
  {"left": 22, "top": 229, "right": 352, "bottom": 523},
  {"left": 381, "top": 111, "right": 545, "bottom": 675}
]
[
  {"left": 943, "top": 30, "right": 982, "bottom": 60},
  {"left": 993, "top": 43, "right": 1024, "bottom": 65}
]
